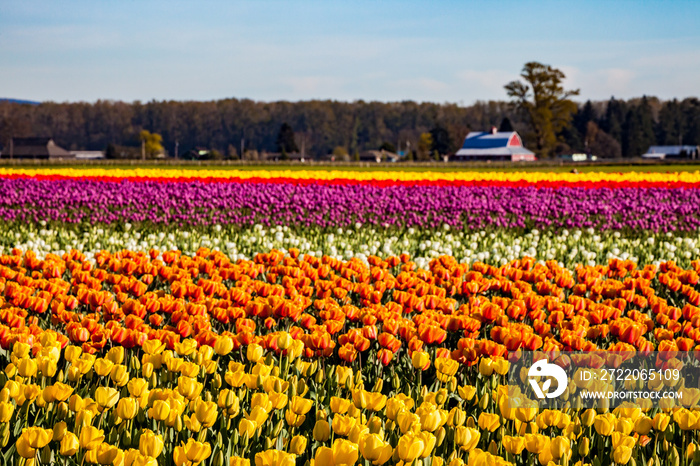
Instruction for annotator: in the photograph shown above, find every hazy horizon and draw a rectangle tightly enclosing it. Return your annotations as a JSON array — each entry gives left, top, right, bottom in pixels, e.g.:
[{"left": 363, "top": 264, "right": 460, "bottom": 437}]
[{"left": 2, "top": 0, "right": 699, "bottom": 104}]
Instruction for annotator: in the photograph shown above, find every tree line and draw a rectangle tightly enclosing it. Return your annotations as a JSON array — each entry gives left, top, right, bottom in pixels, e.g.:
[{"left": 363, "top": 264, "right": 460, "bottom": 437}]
[{"left": 0, "top": 92, "right": 699, "bottom": 160}]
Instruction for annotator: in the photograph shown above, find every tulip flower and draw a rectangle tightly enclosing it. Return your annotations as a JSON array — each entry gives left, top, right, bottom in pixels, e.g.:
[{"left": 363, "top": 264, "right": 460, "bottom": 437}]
[
  {"left": 139, "top": 430, "right": 164, "bottom": 458},
  {"left": 359, "top": 434, "right": 393, "bottom": 465},
  {"left": 80, "top": 426, "right": 105, "bottom": 450},
  {"left": 60, "top": 432, "right": 80, "bottom": 456},
  {"left": 255, "top": 450, "right": 296, "bottom": 466}
]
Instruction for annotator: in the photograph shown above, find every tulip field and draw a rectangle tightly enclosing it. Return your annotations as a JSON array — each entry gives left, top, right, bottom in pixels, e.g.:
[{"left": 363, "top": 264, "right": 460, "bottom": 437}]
[{"left": 2, "top": 166, "right": 700, "bottom": 466}]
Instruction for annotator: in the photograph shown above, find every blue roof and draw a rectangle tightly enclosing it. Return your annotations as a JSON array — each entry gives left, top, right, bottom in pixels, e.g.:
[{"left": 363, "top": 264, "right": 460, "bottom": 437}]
[
  {"left": 645, "top": 145, "right": 698, "bottom": 155},
  {"left": 460, "top": 131, "right": 518, "bottom": 149}
]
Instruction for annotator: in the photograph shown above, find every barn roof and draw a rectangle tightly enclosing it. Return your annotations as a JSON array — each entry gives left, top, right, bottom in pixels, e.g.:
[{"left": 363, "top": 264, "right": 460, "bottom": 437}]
[
  {"left": 455, "top": 131, "right": 534, "bottom": 156},
  {"left": 8, "top": 137, "right": 73, "bottom": 158}
]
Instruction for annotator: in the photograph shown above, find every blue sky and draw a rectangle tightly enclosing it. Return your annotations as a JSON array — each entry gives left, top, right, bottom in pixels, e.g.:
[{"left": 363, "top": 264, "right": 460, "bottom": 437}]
[{"left": 1, "top": 0, "right": 698, "bottom": 104}]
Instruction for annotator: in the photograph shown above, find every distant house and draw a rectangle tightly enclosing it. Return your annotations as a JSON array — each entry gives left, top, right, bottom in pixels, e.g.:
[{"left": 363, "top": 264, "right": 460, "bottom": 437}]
[
  {"left": 559, "top": 153, "right": 597, "bottom": 162},
  {"left": 70, "top": 150, "right": 105, "bottom": 160},
  {"left": 359, "top": 150, "right": 400, "bottom": 163},
  {"left": 454, "top": 128, "right": 536, "bottom": 162},
  {"left": 642, "top": 145, "right": 699, "bottom": 160},
  {"left": 3, "top": 137, "right": 74, "bottom": 159}
]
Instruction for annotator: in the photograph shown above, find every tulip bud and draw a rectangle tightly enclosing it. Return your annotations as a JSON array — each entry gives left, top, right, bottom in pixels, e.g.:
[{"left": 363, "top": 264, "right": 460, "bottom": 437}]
[
  {"left": 479, "top": 393, "right": 490, "bottom": 410},
  {"left": 264, "top": 437, "right": 275, "bottom": 449},
  {"left": 436, "top": 427, "right": 446, "bottom": 447},
  {"left": 212, "top": 374, "right": 222, "bottom": 390},
  {"left": 315, "top": 368, "right": 324, "bottom": 384},
  {"left": 297, "top": 379, "right": 307, "bottom": 397},
  {"left": 41, "top": 445, "right": 52, "bottom": 464},
  {"left": 274, "top": 419, "right": 284, "bottom": 437},
  {"left": 448, "top": 377, "right": 458, "bottom": 392},
  {"left": 578, "top": 438, "right": 590, "bottom": 456},
  {"left": 213, "top": 451, "right": 224, "bottom": 466},
  {"left": 373, "top": 379, "right": 383, "bottom": 393},
  {"left": 489, "top": 440, "right": 498, "bottom": 455},
  {"left": 368, "top": 417, "right": 383, "bottom": 435},
  {"left": 130, "top": 355, "right": 141, "bottom": 371}
]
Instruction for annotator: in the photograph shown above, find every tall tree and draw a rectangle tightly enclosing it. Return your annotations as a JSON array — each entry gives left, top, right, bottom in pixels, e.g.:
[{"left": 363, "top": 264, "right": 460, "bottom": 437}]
[
  {"left": 622, "top": 96, "right": 656, "bottom": 157},
  {"left": 498, "top": 117, "right": 514, "bottom": 132},
  {"left": 504, "top": 62, "right": 579, "bottom": 158},
  {"left": 276, "top": 123, "right": 298, "bottom": 153},
  {"left": 429, "top": 125, "right": 451, "bottom": 155}
]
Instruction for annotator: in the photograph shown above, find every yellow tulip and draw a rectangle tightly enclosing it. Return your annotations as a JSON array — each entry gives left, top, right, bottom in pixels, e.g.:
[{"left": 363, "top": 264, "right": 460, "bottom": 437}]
[
  {"left": 330, "top": 397, "right": 352, "bottom": 414},
  {"left": 23, "top": 427, "right": 53, "bottom": 449},
  {"left": 478, "top": 358, "right": 494, "bottom": 376},
  {"left": 313, "top": 420, "right": 331, "bottom": 442},
  {"left": 117, "top": 397, "right": 138, "bottom": 420},
  {"left": 359, "top": 433, "right": 393, "bottom": 465},
  {"left": 247, "top": 343, "right": 264, "bottom": 363},
  {"left": 613, "top": 445, "right": 633, "bottom": 465},
  {"left": 80, "top": 426, "right": 105, "bottom": 450},
  {"left": 396, "top": 410, "right": 420, "bottom": 434},
  {"left": 397, "top": 432, "right": 425, "bottom": 462},
  {"left": 195, "top": 400, "right": 218, "bottom": 427},
  {"left": 95, "top": 442, "right": 119, "bottom": 465},
  {"left": 16, "top": 435, "right": 36, "bottom": 459},
  {"left": 143, "top": 339, "right": 165, "bottom": 355},
  {"left": 110, "top": 365, "right": 129, "bottom": 386},
  {"left": 175, "top": 339, "right": 198, "bottom": 357},
  {"left": 477, "top": 412, "right": 500, "bottom": 432},
  {"left": 0, "top": 401, "right": 14, "bottom": 422},
  {"left": 106, "top": 346, "right": 125, "bottom": 365},
  {"left": 239, "top": 419, "right": 257, "bottom": 438},
  {"left": 181, "top": 438, "right": 211, "bottom": 463},
  {"left": 290, "top": 396, "right": 313, "bottom": 415},
  {"left": 139, "top": 430, "right": 164, "bottom": 457},
  {"left": 289, "top": 435, "right": 307, "bottom": 455},
  {"left": 524, "top": 433, "right": 548, "bottom": 454},
  {"left": 435, "top": 358, "right": 459, "bottom": 382},
  {"left": 412, "top": 351, "right": 431, "bottom": 371},
  {"left": 94, "top": 358, "right": 114, "bottom": 377},
  {"left": 176, "top": 377, "right": 202, "bottom": 400},
  {"left": 277, "top": 332, "right": 293, "bottom": 350},
  {"left": 149, "top": 400, "right": 171, "bottom": 421},
  {"left": 416, "top": 403, "right": 447, "bottom": 432},
  {"left": 53, "top": 421, "right": 68, "bottom": 441},
  {"left": 230, "top": 457, "right": 251, "bottom": 466},
  {"left": 128, "top": 378, "right": 149, "bottom": 398},
  {"left": 492, "top": 358, "right": 510, "bottom": 376},
  {"left": 550, "top": 436, "right": 571, "bottom": 461},
  {"left": 503, "top": 435, "right": 526, "bottom": 455},
  {"left": 256, "top": 449, "right": 296, "bottom": 466},
  {"left": 674, "top": 408, "right": 700, "bottom": 430},
  {"left": 634, "top": 416, "right": 653, "bottom": 435},
  {"left": 60, "top": 432, "right": 80, "bottom": 456},
  {"left": 594, "top": 414, "right": 616, "bottom": 436},
  {"left": 458, "top": 385, "right": 477, "bottom": 401},
  {"left": 214, "top": 336, "right": 234, "bottom": 356},
  {"left": 95, "top": 387, "right": 120, "bottom": 410},
  {"left": 132, "top": 453, "right": 158, "bottom": 466},
  {"left": 18, "top": 358, "right": 38, "bottom": 378},
  {"left": 653, "top": 413, "right": 671, "bottom": 431}
]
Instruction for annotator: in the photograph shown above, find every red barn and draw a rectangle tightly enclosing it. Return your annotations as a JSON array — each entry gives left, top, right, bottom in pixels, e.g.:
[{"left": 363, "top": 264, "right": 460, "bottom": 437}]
[{"left": 454, "top": 128, "right": 536, "bottom": 161}]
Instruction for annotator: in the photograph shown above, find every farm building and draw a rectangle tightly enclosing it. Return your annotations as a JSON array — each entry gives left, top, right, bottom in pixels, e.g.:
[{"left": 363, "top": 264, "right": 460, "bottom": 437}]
[
  {"left": 2, "top": 137, "right": 74, "bottom": 159},
  {"left": 642, "top": 145, "right": 699, "bottom": 160},
  {"left": 454, "top": 128, "right": 536, "bottom": 161}
]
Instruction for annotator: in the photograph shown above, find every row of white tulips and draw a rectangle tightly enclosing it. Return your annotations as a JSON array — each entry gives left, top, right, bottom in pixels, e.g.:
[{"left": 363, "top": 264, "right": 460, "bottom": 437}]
[{"left": 1, "top": 222, "right": 698, "bottom": 269}]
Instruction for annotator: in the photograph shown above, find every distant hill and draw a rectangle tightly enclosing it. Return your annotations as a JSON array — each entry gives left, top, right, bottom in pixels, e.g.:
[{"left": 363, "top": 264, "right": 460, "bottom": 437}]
[{"left": 0, "top": 98, "right": 39, "bottom": 105}]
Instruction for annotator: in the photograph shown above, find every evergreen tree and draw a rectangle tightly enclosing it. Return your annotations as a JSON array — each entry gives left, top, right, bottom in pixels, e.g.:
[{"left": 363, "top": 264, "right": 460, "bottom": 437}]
[
  {"left": 601, "top": 97, "right": 627, "bottom": 144},
  {"left": 276, "top": 123, "right": 298, "bottom": 153},
  {"left": 429, "top": 125, "right": 451, "bottom": 155},
  {"left": 498, "top": 117, "right": 514, "bottom": 132}
]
